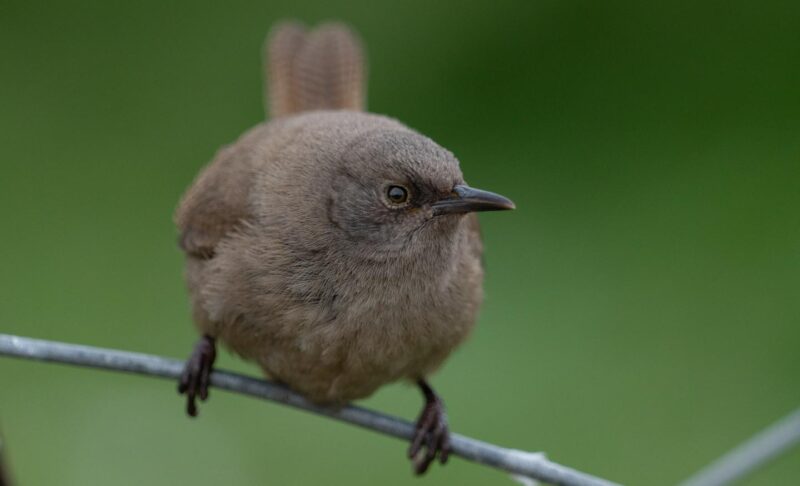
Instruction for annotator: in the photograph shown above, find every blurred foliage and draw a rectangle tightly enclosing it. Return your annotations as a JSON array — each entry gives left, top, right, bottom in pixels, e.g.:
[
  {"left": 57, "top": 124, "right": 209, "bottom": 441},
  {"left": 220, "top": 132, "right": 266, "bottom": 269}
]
[{"left": 1, "top": 1, "right": 799, "bottom": 485}]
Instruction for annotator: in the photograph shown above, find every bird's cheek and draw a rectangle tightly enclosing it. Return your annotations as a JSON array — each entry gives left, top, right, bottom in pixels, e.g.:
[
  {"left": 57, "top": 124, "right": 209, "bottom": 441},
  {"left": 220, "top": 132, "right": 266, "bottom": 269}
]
[
  {"left": 413, "top": 205, "right": 436, "bottom": 220},
  {"left": 407, "top": 206, "right": 424, "bottom": 217}
]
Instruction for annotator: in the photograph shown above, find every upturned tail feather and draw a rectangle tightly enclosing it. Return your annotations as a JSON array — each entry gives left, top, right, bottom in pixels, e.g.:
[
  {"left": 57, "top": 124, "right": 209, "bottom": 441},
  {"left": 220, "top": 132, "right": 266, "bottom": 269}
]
[{"left": 265, "top": 21, "right": 366, "bottom": 118}]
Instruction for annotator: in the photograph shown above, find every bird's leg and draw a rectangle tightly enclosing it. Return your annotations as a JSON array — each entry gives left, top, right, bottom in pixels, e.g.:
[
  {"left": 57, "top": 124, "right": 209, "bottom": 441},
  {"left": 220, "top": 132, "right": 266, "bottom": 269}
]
[
  {"left": 407, "top": 379, "right": 451, "bottom": 475},
  {"left": 177, "top": 334, "right": 216, "bottom": 417}
]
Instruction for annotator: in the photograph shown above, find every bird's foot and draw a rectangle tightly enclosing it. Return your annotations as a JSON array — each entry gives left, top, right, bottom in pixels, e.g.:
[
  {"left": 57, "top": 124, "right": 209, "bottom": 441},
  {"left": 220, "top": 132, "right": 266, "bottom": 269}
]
[
  {"left": 407, "top": 379, "right": 451, "bottom": 475},
  {"left": 177, "top": 334, "right": 216, "bottom": 417}
]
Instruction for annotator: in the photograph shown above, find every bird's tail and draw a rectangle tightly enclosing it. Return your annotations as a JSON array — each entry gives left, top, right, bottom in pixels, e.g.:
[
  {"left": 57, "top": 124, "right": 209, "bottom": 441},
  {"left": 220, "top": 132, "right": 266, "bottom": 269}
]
[{"left": 264, "top": 21, "right": 366, "bottom": 118}]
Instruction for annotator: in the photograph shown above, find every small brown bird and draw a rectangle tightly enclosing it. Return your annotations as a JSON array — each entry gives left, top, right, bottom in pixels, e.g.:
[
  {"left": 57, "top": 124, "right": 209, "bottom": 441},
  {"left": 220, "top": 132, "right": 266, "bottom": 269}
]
[{"left": 175, "top": 21, "right": 514, "bottom": 474}]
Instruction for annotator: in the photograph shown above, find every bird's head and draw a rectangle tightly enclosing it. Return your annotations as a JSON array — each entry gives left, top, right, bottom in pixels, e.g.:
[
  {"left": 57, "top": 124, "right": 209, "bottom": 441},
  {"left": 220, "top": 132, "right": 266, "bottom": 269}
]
[{"left": 325, "top": 128, "right": 514, "bottom": 256}]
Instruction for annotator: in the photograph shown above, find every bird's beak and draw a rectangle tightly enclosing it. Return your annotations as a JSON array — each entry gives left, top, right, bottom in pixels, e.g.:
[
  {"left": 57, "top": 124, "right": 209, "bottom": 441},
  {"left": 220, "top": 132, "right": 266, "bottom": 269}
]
[{"left": 431, "top": 185, "right": 515, "bottom": 216}]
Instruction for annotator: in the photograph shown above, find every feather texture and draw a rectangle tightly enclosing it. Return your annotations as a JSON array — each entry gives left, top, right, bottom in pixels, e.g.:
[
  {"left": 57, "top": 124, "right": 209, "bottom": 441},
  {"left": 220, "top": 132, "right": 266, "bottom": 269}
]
[{"left": 265, "top": 21, "right": 366, "bottom": 118}]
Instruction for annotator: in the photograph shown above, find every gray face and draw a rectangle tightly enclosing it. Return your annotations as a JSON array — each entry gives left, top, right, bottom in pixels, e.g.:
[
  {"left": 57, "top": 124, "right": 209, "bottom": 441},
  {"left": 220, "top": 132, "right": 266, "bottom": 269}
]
[{"left": 327, "top": 130, "right": 467, "bottom": 253}]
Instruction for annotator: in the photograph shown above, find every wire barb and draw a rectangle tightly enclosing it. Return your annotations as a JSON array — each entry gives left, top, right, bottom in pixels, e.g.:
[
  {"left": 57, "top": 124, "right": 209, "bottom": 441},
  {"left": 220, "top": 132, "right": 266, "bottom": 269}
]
[{"left": 0, "top": 333, "right": 619, "bottom": 486}]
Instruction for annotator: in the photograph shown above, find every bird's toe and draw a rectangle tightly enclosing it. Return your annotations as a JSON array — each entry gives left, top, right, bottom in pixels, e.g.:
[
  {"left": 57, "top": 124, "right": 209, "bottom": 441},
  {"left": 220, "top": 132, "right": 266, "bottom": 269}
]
[{"left": 177, "top": 335, "right": 216, "bottom": 417}]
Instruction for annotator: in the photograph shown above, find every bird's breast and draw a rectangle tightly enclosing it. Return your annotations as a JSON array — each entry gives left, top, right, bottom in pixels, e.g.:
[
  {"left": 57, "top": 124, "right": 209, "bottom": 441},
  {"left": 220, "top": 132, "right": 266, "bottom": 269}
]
[{"left": 214, "top": 218, "right": 484, "bottom": 403}]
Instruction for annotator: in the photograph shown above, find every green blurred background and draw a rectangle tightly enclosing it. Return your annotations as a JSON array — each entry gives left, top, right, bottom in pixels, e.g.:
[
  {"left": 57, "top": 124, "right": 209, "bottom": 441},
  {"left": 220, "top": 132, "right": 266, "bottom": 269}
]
[{"left": 1, "top": 1, "right": 798, "bottom": 485}]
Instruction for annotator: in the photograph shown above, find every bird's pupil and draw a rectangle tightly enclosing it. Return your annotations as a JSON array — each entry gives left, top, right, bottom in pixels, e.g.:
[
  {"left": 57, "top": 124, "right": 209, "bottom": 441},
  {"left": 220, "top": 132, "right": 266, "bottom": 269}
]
[{"left": 388, "top": 185, "right": 408, "bottom": 203}]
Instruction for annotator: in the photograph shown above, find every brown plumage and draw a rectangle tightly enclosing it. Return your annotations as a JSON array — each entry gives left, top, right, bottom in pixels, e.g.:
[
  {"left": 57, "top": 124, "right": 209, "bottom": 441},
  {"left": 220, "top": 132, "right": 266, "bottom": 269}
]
[
  {"left": 265, "top": 21, "right": 365, "bottom": 117},
  {"left": 175, "top": 21, "right": 513, "bottom": 475}
]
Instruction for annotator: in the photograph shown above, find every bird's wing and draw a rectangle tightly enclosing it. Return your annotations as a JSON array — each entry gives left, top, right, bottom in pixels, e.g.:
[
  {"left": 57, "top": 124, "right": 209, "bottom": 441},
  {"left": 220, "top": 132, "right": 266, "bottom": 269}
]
[
  {"left": 265, "top": 21, "right": 366, "bottom": 117},
  {"left": 174, "top": 142, "right": 256, "bottom": 259},
  {"left": 179, "top": 19, "right": 367, "bottom": 257}
]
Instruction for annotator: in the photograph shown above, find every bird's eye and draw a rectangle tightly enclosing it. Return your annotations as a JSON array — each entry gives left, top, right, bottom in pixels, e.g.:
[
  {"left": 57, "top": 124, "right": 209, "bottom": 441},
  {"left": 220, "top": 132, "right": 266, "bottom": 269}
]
[{"left": 386, "top": 185, "right": 409, "bottom": 205}]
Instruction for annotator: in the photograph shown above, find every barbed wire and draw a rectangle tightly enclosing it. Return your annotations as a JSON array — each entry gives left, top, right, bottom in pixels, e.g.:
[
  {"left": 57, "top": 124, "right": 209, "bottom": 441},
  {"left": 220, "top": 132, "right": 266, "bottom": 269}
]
[{"left": 0, "top": 333, "right": 619, "bottom": 486}]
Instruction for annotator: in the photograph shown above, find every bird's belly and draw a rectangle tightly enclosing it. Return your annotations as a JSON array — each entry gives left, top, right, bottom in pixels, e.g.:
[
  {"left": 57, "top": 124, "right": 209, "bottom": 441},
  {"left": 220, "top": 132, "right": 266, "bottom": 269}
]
[{"left": 233, "top": 296, "right": 476, "bottom": 404}]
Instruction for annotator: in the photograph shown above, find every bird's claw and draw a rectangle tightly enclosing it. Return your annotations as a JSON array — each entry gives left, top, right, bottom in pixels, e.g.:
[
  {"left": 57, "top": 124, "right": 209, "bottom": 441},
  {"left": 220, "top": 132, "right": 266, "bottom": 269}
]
[
  {"left": 408, "top": 381, "right": 451, "bottom": 475},
  {"left": 177, "top": 335, "right": 216, "bottom": 417}
]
